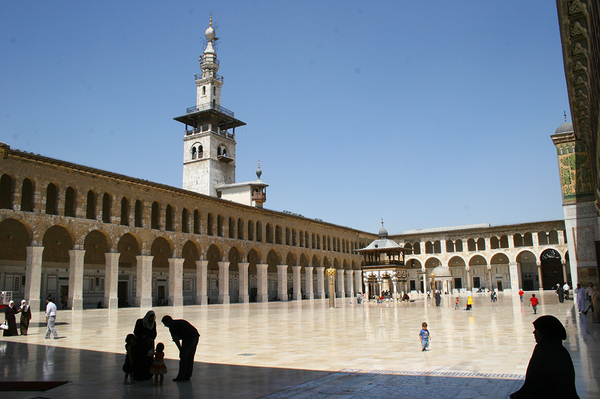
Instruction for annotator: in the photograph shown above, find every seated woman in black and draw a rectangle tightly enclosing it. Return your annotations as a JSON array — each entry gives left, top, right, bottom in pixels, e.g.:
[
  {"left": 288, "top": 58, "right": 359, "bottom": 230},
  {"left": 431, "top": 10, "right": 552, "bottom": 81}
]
[{"left": 511, "top": 315, "right": 579, "bottom": 398}]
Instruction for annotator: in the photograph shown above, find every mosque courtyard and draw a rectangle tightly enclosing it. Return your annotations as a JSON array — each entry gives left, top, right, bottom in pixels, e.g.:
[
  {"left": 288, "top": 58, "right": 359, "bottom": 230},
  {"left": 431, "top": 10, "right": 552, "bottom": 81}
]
[{"left": 1, "top": 291, "right": 599, "bottom": 398}]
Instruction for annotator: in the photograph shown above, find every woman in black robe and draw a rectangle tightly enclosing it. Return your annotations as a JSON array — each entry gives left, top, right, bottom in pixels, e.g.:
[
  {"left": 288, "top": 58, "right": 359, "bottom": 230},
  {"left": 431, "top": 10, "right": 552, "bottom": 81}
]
[
  {"left": 3, "top": 300, "right": 19, "bottom": 336},
  {"left": 18, "top": 299, "right": 32, "bottom": 335},
  {"left": 511, "top": 315, "right": 579, "bottom": 398},
  {"left": 132, "top": 310, "right": 157, "bottom": 381}
]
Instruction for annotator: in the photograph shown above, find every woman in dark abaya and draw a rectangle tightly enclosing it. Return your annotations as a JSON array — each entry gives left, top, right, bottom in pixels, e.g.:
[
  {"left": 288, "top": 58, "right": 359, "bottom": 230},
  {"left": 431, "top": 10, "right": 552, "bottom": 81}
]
[
  {"left": 3, "top": 300, "right": 19, "bottom": 336},
  {"left": 510, "top": 315, "right": 579, "bottom": 398},
  {"left": 132, "top": 310, "right": 157, "bottom": 381}
]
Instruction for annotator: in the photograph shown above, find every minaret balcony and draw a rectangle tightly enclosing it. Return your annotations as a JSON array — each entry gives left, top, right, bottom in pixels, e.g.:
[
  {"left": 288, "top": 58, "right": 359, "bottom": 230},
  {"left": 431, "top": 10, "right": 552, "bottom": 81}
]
[
  {"left": 195, "top": 73, "right": 223, "bottom": 83},
  {"left": 185, "top": 127, "right": 235, "bottom": 140},
  {"left": 199, "top": 55, "right": 220, "bottom": 66},
  {"left": 186, "top": 103, "right": 234, "bottom": 117},
  {"left": 252, "top": 192, "right": 266, "bottom": 202}
]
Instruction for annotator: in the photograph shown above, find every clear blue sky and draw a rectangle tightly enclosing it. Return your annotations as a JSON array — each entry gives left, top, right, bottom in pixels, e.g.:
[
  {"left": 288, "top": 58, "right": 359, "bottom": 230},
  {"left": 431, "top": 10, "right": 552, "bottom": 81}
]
[{"left": 1, "top": 1, "right": 569, "bottom": 234}]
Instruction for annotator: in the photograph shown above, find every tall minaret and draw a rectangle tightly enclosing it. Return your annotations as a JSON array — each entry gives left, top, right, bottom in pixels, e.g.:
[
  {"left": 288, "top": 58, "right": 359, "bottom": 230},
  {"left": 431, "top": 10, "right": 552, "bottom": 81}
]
[{"left": 175, "top": 16, "right": 246, "bottom": 196}]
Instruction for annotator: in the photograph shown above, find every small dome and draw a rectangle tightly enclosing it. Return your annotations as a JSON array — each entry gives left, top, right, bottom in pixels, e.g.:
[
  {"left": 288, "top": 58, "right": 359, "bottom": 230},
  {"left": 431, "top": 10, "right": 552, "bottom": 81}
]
[
  {"left": 378, "top": 226, "right": 388, "bottom": 239},
  {"left": 555, "top": 122, "right": 573, "bottom": 134},
  {"left": 432, "top": 265, "right": 451, "bottom": 277},
  {"left": 205, "top": 27, "right": 215, "bottom": 41}
]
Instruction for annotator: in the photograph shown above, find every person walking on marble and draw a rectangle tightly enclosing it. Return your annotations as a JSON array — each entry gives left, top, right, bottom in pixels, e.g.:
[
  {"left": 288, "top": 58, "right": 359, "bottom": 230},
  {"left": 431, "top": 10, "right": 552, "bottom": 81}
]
[
  {"left": 574, "top": 284, "right": 586, "bottom": 313},
  {"left": 419, "top": 322, "right": 431, "bottom": 351},
  {"left": 519, "top": 289, "right": 524, "bottom": 302},
  {"left": 161, "top": 315, "right": 200, "bottom": 381},
  {"left": 18, "top": 299, "right": 32, "bottom": 335},
  {"left": 529, "top": 294, "right": 539, "bottom": 314},
  {"left": 44, "top": 296, "right": 59, "bottom": 339}
]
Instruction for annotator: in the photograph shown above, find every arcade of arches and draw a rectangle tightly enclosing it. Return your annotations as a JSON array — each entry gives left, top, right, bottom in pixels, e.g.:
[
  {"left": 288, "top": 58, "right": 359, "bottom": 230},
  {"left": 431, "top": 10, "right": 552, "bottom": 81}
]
[{"left": 0, "top": 147, "right": 571, "bottom": 310}]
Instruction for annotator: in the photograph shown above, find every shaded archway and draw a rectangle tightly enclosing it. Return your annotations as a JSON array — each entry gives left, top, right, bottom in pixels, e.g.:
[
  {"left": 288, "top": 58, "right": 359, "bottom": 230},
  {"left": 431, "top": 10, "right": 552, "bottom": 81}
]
[
  {"left": 0, "top": 218, "right": 31, "bottom": 261},
  {"left": 517, "top": 250, "right": 537, "bottom": 291},
  {"left": 490, "top": 253, "right": 510, "bottom": 291},
  {"left": 247, "top": 248, "right": 261, "bottom": 302},
  {"left": 540, "top": 249, "right": 562, "bottom": 290}
]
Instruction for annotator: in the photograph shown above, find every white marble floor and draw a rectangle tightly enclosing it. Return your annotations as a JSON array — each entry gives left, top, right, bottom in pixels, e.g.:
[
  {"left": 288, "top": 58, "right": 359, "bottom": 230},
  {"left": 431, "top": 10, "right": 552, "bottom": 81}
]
[{"left": 1, "top": 291, "right": 599, "bottom": 398}]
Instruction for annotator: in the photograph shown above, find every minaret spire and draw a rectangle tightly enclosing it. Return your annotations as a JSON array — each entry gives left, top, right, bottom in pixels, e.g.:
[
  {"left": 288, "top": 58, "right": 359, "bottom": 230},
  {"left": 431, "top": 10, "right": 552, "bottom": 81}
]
[{"left": 174, "top": 16, "right": 246, "bottom": 197}]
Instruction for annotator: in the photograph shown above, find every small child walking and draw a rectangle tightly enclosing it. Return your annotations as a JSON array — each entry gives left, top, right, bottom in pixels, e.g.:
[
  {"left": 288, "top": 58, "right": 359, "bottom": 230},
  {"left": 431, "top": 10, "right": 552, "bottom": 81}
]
[
  {"left": 455, "top": 297, "right": 460, "bottom": 310},
  {"left": 419, "top": 322, "right": 431, "bottom": 351},
  {"left": 529, "top": 294, "right": 539, "bottom": 314},
  {"left": 150, "top": 342, "right": 168, "bottom": 385},
  {"left": 123, "top": 334, "right": 137, "bottom": 385}
]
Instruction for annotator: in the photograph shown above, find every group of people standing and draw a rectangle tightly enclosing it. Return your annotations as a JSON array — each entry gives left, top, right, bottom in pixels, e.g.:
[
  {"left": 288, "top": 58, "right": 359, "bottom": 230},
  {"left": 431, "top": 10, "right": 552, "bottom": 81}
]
[
  {"left": 2, "top": 299, "right": 32, "bottom": 336},
  {"left": 123, "top": 310, "right": 200, "bottom": 385},
  {"left": 574, "top": 283, "right": 600, "bottom": 322}
]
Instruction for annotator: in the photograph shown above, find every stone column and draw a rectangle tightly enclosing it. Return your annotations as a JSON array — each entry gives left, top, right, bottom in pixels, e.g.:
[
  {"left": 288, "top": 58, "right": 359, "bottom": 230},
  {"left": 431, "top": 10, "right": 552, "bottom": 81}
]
[
  {"left": 509, "top": 261, "right": 519, "bottom": 293},
  {"left": 68, "top": 249, "right": 85, "bottom": 310},
  {"left": 337, "top": 269, "right": 345, "bottom": 298},
  {"left": 421, "top": 270, "right": 427, "bottom": 293},
  {"left": 277, "top": 265, "right": 288, "bottom": 302},
  {"left": 292, "top": 265, "right": 302, "bottom": 300},
  {"left": 196, "top": 260, "right": 208, "bottom": 305},
  {"left": 257, "top": 264, "right": 269, "bottom": 302},
  {"left": 487, "top": 266, "right": 493, "bottom": 290},
  {"left": 347, "top": 270, "right": 354, "bottom": 298},
  {"left": 316, "top": 266, "right": 325, "bottom": 299},
  {"left": 238, "top": 262, "right": 249, "bottom": 303},
  {"left": 561, "top": 260, "right": 568, "bottom": 285},
  {"left": 392, "top": 279, "right": 398, "bottom": 300},
  {"left": 104, "top": 252, "right": 120, "bottom": 309},
  {"left": 365, "top": 279, "right": 370, "bottom": 300},
  {"left": 305, "top": 266, "right": 314, "bottom": 299},
  {"left": 537, "top": 261, "right": 543, "bottom": 290},
  {"left": 24, "top": 246, "right": 44, "bottom": 311},
  {"left": 168, "top": 258, "right": 184, "bottom": 307},
  {"left": 465, "top": 266, "right": 471, "bottom": 291},
  {"left": 218, "top": 261, "right": 230, "bottom": 304},
  {"left": 355, "top": 270, "right": 362, "bottom": 294},
  {"left": 136, "top": 255, "right": 153, "bottom": 308}
]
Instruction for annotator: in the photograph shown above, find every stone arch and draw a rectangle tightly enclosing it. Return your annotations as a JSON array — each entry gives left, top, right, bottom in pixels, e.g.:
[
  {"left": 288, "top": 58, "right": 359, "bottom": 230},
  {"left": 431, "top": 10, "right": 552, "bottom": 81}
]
[
  {"left": 182, "top": 240, "right": 200, "bottom": 270},
  {"left": 323, "top": 256, "right": 331, "bottom": 268},
  {"left": 540, "top": 248, "right": 563, "bottom": 290},
  {"left": 83, "top": 230, "right": 110, "bottom": 265},
  {"left": 151, "top": 236, "right": 173, "bottom": 269},
  {"left": 0, "top": 173, "right": 15, "bottom": 209},
  {"left": 42, "top": 225, "right": 74, "bottom": 263},
  {"left": 548, "top": 230, "right": 559, "bottom": 245},
  {"left": 206, "top": 244, "right": 222, "bottom": 271},
  {"left": 299, "top": 253, "right": 310, "bottom": 267},
  {"left": 228, "top": 246, "right": 242, "bottom": 272},
  {"left": 266, "top": 249, "right": 281, "bottom": 272},
  {"left": 468, "top": 254, "right": 488, "bottom": 266},
  {"left": 229, "top": 217, "right": 236, "bottom": 239},
  {"left": 517, "top": 250, "right": 537, "bottom": 290},
  {"left": 333, "top": 258, "right": 340, "bottom": 269},
  {"left": 448, "top": 255, "right": 466, "bottom": 267},
  {"left": 285, "top": 251, "right": 297, "bottom": 267},
  {"left": 246, "top": 247, "right": 262, "bottom": 265},
  {"left": 0, "top": 218, "right": 32, "bottom": 261},
  {"left": 405, "top": 257, "right": 422, "bottom": 269},
  {"left": 311, "top": 254, "right": 321, "bottom": 267},
  {"left": 21, "top": 178, "right": 35, "bottom": 212},
  {"left": 117, "top": 233, "right": 141, "bottom": 268},
  {"left": 490, "top": 252, "right": 510, "bottom": 264},
  {"left": 424, "top": 256, "right": 442, "bottom": 268}
]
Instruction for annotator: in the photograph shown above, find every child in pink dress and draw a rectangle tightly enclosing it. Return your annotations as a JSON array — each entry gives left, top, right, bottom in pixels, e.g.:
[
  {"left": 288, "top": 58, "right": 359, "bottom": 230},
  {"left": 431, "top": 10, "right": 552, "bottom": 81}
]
[{"left": 150, "top": 342, "right": 167, "bottom": 385}]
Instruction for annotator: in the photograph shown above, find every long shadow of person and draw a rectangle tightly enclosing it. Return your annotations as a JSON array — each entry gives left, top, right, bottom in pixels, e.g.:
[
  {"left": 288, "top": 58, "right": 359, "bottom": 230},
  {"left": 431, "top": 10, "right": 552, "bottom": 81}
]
[{"left": 510, "top": 315, "right": 579, "bottom": 398}]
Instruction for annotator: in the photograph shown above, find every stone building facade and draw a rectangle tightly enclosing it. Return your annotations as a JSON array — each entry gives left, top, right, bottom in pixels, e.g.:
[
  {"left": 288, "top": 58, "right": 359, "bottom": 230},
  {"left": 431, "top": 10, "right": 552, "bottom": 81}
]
[{"left": 0, "top": 12, "right": 590, "bottom": 310}]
